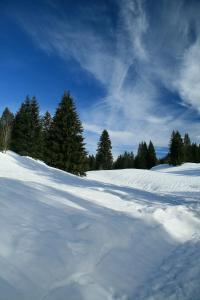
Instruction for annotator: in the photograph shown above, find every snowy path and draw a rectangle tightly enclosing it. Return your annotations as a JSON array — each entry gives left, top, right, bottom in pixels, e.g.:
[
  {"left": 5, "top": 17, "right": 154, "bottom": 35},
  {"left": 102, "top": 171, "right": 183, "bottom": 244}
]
[{"left": 0, "top": 152, "right": 200, "bottom": 299}]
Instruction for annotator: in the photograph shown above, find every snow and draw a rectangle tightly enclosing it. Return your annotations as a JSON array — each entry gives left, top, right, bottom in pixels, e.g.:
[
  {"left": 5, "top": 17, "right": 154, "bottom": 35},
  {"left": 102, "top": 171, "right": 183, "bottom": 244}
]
[{"left": 0, "top": 152, "right": 200, "bottom": 299}]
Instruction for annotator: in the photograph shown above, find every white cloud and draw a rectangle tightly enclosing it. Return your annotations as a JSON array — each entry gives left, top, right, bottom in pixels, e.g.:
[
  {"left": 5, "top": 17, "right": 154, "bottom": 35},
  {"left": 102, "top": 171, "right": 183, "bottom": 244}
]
[
  {"left": 119, "top": 0, "right": 148, "bottom": 61},
  {"left": 12, "top": 0, "right": 200, "bottom": 154},
  {"left": 175, "top": 40, "right": 200, "bottom": 112}
]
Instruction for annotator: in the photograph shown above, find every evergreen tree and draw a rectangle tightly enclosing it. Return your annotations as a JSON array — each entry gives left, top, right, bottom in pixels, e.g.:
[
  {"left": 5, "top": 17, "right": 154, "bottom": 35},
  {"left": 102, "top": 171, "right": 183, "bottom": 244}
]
[
  {"left": 183, "top": 133, "right": 191, "bottom": 162},
  {"left": 46, "top": 92, "right": 87, "bottom": 176},
  {"left": 41, "top": 111, "right": 52, "bottom": 160},
  {"left": 158, "top": 154, "right": 169, "bottom": 165},
  {"left": 0, "top": 108, "right": 14, "bottom": 152},
  {"left": 135, "top": 142, "right": 148, "bottom": 169},
  {"left": 147, "top": 141, "right": 157, "bottom": 169},
  {"left": 198, "top": 145, "right": 200, "bottom": 163},
  {"left": 190, "top": 143, "right": 200, "bottom": 163},
  {"left": 42, "top": 111, "right": 52, "bottom": 133},
  {"left": 113, "top": 151, "right": 134, "bottom": 169},
  {"left": 87, "top": 155, "right": 96, "bottom": 171},
  {"left": 30, "top": 97, "right": 43, "bottom": 158},
  {"left": 11, "top": 97, "right": 42, "bottom": 158},
  {"left": 169, "top": 130, "right": 184, "bottom": 166},
  {"left": 96, "top": 130, "right": 113, "bottom": 170},
  {"left": 113, "top": 154, "right": 123, "bottom": 169},
  {"left": 124, "top": 151, "right": 134, "bottom": 168},
  {"left": 11, "top": 97, "right": 32, "bottom": 156}
]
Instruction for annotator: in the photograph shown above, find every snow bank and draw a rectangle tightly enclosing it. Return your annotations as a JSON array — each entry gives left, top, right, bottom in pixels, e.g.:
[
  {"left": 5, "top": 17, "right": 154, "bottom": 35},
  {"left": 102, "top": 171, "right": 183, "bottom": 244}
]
[
  {"left": 0, "top": 152, "right": 200, "bottom": 299},
  {"left": 152, "top": 162, "right": 200, "bottom": 175}
]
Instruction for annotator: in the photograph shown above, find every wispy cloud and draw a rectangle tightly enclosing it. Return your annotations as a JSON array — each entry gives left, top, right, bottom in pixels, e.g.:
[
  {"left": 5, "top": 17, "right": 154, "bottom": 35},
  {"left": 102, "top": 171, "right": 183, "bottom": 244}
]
[
  {"left": 176, "top": 40, "right": 200, "bottom": 112},
  {"left": 11, "top": 0, "right": 200, "bottom": 155}
]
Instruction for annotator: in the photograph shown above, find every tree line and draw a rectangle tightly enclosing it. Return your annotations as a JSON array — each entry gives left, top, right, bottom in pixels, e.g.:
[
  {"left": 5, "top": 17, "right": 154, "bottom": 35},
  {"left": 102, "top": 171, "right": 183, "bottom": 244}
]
[
  {"left": 168, "top": 131, "right": 200, "bottom": 165},
  {"left": 0, "top": 92, "right": 199, "bottom": 176},
  {"left": 88, "top": 139, "right": 157, "bottom": 171}
]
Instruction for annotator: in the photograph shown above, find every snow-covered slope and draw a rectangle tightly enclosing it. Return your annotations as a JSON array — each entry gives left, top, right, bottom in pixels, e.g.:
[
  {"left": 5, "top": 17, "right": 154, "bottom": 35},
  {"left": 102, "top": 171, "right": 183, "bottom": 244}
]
[{"left": 0, "top": 152, "right": 200, "bottom": 300}]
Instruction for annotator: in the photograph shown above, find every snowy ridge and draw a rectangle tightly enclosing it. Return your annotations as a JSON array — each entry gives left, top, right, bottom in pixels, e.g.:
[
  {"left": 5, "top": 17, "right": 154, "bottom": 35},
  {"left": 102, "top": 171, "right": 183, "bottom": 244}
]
[{"left": 0, "top": 152, "right": 200, "bottom": 299}]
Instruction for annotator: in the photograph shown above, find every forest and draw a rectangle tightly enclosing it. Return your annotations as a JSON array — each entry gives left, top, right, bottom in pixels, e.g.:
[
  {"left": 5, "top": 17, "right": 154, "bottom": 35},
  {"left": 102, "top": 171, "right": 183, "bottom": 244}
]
[{"left": 0, "top": 92, "right": 200, "bottom": 176}]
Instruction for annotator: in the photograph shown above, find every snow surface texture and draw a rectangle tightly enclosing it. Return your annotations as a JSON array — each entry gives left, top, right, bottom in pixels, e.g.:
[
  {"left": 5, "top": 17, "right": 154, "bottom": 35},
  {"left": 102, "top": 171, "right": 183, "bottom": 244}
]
[{"left": 0, "top": 151, "right": 200, "bottom": 300}]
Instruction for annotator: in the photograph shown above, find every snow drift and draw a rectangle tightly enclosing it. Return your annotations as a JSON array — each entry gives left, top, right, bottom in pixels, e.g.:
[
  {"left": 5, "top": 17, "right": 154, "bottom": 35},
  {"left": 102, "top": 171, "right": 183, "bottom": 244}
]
[{"left": 0, "top": 151, "right": 200, "bottom": 299}]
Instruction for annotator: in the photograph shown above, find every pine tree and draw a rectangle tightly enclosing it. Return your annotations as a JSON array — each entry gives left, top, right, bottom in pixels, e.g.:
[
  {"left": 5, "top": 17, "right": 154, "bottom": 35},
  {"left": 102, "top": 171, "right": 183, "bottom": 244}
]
[
  {"left": 190, "top": 143, "right": 199, "bottom": 163},
  {"left": 46, "top": 92, "right": 87, "bottom": 176},
  {"left": 169, "top": 131, "right": 184, "bottom": 166},
  {"left": 30, "top": 97, "right": 43, "bottom": 158},
  {"left": 158, "top": 154, "right": 169, "bottom": 165},
  {"left": 183, "top": 133, "right": 191, "bottom": 162},
  {"left": 147, "top": 141, "right": 157, "bottom": 169},
  {"left": 198, "top": 145, "right": 200, "bottom": 163},
  {"left": 113, "top": 151, "right": 134, "bottom": 169},
  {"left": 87, "top": 155, "right": 96, "bottom": 171},
  {"left": 11, "top": 97, "right": 42, "bottom": 158},
  {"left": 0, "top": 108, "right": 14, "bottom": 152},
  {"left": 135, "top": 142, "right": 148, "bottom": 169},
  {"left": 124, "top": 151, "right": 134, "bottom": 168},
  {"left": 42, "top": 111, "right": 52, "bottom": 133},
  {"left": 11, "top": 97, "right": 32, "bottom": 156},
  {"left": 96, "top": 130, "right": 113, "bottom": 170},
  {"left": 41, "top": 111, "right": 52, "bottom": 160},
  {"left": 113, "top": 154, "right": 123, "bottom": 169}
]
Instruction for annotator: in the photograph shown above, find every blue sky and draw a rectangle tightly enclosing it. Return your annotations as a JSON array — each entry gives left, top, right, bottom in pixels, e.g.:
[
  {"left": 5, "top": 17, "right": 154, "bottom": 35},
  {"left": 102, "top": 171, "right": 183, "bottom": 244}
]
[{"left": 0, "top": 0, "right": 200, "bottom": 157}]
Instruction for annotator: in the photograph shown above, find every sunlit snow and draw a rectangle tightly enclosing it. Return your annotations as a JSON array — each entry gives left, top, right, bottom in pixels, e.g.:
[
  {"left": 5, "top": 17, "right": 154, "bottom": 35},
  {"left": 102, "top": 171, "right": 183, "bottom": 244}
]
[{"left": 0, "top": 151, "right": 200, "bottom": 299}]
